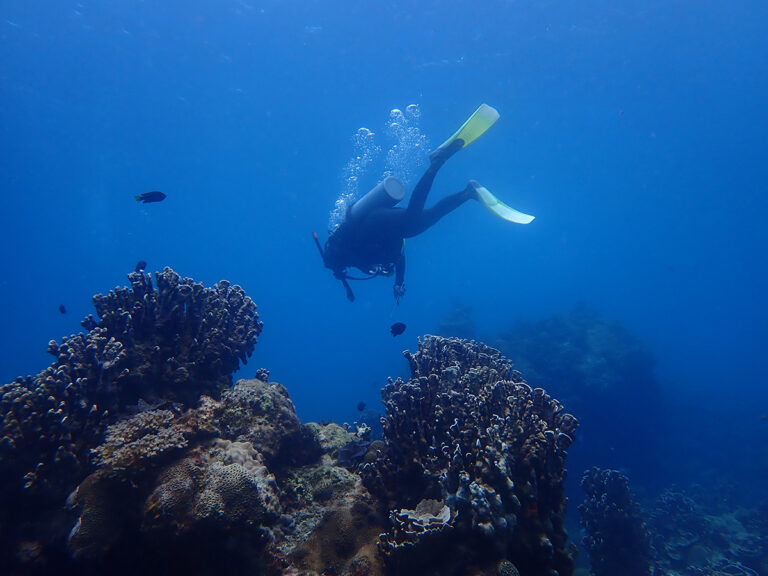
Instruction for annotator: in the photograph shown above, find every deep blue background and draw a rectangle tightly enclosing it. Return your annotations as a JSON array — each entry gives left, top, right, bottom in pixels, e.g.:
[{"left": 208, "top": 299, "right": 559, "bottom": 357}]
[{"left": 2, "top": 0, "right": 767, "bottom": 491}]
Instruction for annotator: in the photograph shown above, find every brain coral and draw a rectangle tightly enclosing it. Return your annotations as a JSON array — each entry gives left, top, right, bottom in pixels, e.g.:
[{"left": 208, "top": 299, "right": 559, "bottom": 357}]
[{"left": 143, "top": 439, "right": 281, "bottom": 534}]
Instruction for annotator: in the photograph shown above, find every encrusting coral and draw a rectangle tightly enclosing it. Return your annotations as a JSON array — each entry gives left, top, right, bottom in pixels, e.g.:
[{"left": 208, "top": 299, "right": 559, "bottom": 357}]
[
  {"left": 215, "top": 378, "right": 320, "bottom": 467},
  {"left": 91, "top": 409, "right": 189, "bottom": 476}
]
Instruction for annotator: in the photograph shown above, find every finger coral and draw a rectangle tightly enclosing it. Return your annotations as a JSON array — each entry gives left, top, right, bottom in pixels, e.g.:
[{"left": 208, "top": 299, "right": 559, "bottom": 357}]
[
  {"left": 362, "top": 335, "right": 578, "bottom": 575},
  {"left": 0, "top": 268, "right": 262, "bottom": 567},
  {"left": 579, "top": 467, "right": 653, "bottom": 576}
]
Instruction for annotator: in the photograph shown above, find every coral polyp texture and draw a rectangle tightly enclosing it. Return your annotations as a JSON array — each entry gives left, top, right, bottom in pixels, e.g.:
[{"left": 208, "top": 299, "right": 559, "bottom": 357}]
[
  {"left": 362, "top": 335, "right": 578, "bottom": 576},
  {"left": 579, "top": 467, "right": 653, "bottom": 576},
  {"left": 81, "top": 267, "right": 263, "bottom": 407}
]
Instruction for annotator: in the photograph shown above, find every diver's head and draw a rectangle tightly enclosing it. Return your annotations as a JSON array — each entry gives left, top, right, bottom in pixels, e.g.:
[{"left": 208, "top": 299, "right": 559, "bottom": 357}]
[{"left": 322, "top": 231, "right": 347, "bottom": 274}]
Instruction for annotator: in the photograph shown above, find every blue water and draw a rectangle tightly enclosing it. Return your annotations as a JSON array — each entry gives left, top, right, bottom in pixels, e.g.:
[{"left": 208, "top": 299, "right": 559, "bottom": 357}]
[{"left": 2, "top": 0, "right": 767, "bottom": 496}]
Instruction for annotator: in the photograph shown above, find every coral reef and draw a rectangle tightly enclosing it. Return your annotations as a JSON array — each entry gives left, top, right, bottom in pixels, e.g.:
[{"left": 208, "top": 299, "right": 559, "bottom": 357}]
[
  {"left": 647, "top": 485, "right": 768, "bottom": 575},
  {"left": 497, "top": 559, "right": 521, "bottom": 576},
  {"left": 0, "top": 372, "right": 106, "bottom": 501},
  {"left": 275, "top": 462, "right": 384, "bottom": 576},
  {"left": 0, "top": 268, "right": 261, "bottom": 493},
  {"left": 579, "top": 467, "right": 653, "bottom": 576},
  {"left": 81, "top": 267, "right": 263, "bottom": 407},
  {"left": 214, "top": 378, "right": 319, "bottom": 467},
  {"left": 494, "top": 306, "right": 663, "bottom": 484},
  {"left": 60, "top": 378, "right": 381, "bottom": 576},
  {"left": 363, "top": 335, "right": 578, "bottom": 575},
  {"left": 0, "top": 268, "right": 261, "bottom": 573},
  {"left": 494, "top": 306, "right": 655, "bottom": 405},
  {"left": 380, "top": 498, "right": 453, "bottom": 552},
  {"left": 143, "top": 438, "right": 281, "bottom": 533},
  {"left": 306, "top": 421, "right": 371, "bottom": 469},
  {"left": 1, "top": 275, "right": 585, "bottom": 576},
  {"left": 91, "top": 409, "right": 189, "bottom": 477}
]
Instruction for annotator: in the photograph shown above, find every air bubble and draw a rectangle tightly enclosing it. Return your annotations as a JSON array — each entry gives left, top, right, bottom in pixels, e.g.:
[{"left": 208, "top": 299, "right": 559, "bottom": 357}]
[{"left": 329, "top": 104, "right": 431, "bottom": 231}]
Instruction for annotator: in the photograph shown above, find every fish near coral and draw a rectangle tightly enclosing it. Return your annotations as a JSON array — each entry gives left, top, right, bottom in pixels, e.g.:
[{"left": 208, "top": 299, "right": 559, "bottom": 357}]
[{"left": 390, "top": 322, "right": 406, "bottom": 337}]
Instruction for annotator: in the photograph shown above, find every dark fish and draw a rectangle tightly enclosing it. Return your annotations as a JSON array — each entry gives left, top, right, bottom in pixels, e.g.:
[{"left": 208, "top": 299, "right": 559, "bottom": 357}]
[
  {"left": 135, "top": 191, "right": 166, "bottom": 204},
  {"left": 356, "top": 401, "right": 366, "bottom": 412},
  {"left": 135, "top": 260, "right": 147, "bottom": 272},
  {"left": 58, "top": 304, "right": 67, "bottom": 314},
  {"left": 390, "top": 322, "right": 406, "bottom": 337}
]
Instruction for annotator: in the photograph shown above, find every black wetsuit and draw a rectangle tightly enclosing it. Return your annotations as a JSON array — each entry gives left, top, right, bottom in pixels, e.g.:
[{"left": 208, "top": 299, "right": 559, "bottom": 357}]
[{"left": 322, "top": 140, "right": 474, "bottom": 301}]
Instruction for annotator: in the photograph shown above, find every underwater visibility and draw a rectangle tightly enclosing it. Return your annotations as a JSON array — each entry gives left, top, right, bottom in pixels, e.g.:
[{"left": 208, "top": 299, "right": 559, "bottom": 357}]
[{"left": 2, "top": 2, "right": 767, "bottom": 576}]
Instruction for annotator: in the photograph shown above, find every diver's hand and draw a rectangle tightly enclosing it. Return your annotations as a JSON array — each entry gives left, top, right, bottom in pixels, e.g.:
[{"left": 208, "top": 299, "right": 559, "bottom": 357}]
[{"left": 393, "top": 283, "right": 406, "bottom": 304}]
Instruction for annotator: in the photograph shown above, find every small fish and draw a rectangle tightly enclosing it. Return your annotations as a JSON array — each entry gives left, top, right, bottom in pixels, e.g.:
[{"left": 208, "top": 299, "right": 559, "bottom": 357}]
[
  {"left": 390, "top": 322, "right": 406, "bottom": 337},
  {"left": 135, "top": 260, "right": 147, "bottom": 273},
  {"left": 135, "top": 191, "right": 166, "bottom": 204},
  {"left": 356, "top": 401, "right": 366, "bottom": 412},
  {"left": 58, "top": 304, "right": 67, "bottom": 314}
]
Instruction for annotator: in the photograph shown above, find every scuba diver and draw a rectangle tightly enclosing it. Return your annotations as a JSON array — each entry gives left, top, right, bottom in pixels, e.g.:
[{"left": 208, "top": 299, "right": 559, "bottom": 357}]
[{"left": 314, "top": 104, "right": 534, "bottom": 303}]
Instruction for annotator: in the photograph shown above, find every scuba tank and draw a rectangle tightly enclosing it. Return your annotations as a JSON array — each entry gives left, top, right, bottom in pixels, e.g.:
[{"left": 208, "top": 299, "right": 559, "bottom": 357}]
[{"left": 348, "top": 176, "right": 405, "bottom": 221}]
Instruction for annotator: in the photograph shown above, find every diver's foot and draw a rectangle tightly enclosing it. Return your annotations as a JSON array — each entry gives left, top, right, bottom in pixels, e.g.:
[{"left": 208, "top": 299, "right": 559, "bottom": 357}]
[
  {"left": 429, "top": 138, "right": 464, "bottom": 166},
  {"left": 465, "top": 179, "right": 482, "bottom": 201}
]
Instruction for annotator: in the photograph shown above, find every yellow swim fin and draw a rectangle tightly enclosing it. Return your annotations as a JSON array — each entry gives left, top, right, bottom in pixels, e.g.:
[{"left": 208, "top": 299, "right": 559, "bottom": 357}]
[
  {"left": 437, "top": 103, "right": 500, "bottom": 151},
  {"left": 471, "top": 181, "right": 535, "bottom": 224}
]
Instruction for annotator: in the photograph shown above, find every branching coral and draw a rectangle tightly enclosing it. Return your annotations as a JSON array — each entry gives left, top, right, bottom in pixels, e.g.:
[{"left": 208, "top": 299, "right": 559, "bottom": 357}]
[
  {"left": 362, "top": 335, "right": 578, "bottom": 575},
  {"left": 579, "top": 467, "right": 653, "bottom": 576},
  {"left": 81, "top": 267, "right": 263, "bottom": 407},
  {"left": 0, "top": 267, "right": 262, "bottom": 567}
]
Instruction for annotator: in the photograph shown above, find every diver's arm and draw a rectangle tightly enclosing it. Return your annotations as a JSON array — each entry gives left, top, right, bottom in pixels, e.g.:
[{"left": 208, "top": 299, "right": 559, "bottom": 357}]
[{"left": 393, "top": 252, "right": 406, "bottom": 302}]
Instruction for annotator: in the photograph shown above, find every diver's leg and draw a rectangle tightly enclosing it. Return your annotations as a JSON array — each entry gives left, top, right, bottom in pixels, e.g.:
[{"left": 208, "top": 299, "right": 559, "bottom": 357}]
[
  {"left": 405, "top": 138, "right": 464, "bottom": 217},
  {"left": 403, "top": 183, "right": 478, "bottom": 238}
]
